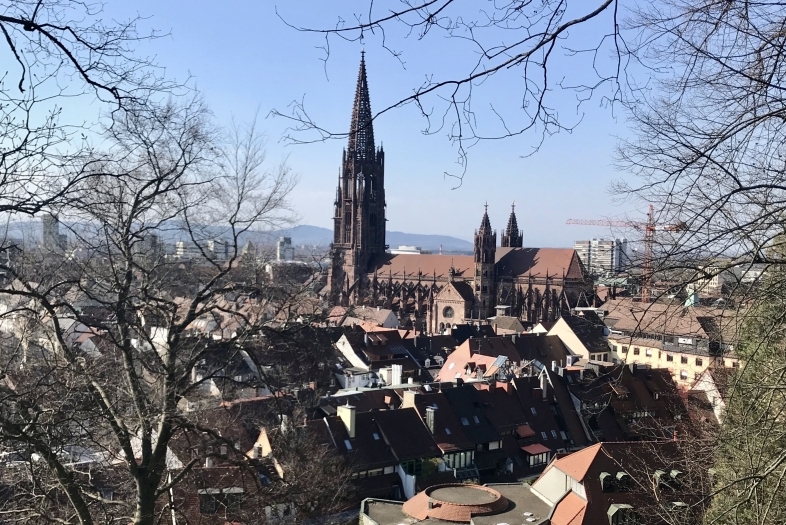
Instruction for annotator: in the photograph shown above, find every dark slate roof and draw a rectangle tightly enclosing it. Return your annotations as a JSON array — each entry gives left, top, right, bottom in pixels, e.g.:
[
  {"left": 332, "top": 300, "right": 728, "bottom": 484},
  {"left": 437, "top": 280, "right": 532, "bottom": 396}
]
[
  {"left": 544, "top": 369, "right": 591, "bottom": 448},
  {"left": 442, "top": 387, "right": 501, "bottom": 446},
  {"left": 374, "top": 408, "right": 441, "bottom": 462},
  {"left": 413, "top": 392, "right": 475, "bottom": 453},
  {"left": 561, "top": 312, "right": 610, "bottom": 354}
]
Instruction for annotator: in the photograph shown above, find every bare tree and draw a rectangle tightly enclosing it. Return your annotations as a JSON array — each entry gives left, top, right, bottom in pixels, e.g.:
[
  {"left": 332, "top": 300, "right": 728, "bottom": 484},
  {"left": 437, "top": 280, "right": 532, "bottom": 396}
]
[
  {"left": 0, "top": 0, "right": 178, "bottom": 222},
  {"left": 0, "top": 94, "right": 350, "bottom": 525}
]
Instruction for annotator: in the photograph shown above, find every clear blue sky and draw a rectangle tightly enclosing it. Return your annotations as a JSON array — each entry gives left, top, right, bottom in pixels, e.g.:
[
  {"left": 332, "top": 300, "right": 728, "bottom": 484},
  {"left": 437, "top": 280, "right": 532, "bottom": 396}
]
[{"left": 103, "top": 1, "right": 643, "bottom": 247}]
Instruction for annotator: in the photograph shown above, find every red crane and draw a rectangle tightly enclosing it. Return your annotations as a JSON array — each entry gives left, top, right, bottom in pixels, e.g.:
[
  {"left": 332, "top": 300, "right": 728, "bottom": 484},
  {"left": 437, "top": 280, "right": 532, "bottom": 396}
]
[{"left": 567, "top": 205, "right": 683, "bottom": 303}]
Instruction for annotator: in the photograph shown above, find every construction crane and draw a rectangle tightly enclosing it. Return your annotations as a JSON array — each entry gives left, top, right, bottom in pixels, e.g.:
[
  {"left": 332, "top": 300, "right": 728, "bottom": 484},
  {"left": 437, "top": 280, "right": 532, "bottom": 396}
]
[{"left": 566, "top": 205, "right": 684, "bottom": 303}]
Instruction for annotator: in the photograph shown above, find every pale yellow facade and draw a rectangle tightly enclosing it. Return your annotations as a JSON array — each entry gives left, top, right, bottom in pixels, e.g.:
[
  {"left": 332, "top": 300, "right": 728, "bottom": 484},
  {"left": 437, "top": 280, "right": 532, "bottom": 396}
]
[{"left": 608, "top": 337, "right": 739, "bottom": 389}]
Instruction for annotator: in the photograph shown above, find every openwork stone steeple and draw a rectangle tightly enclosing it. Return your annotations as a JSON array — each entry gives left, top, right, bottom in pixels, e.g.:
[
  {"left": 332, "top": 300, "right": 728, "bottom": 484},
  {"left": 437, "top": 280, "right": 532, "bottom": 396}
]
[
  {"left": 501, "top": 202, "right": 523, "bottom": 248},
  {"left": 347, "top": 51, "right": 375, "bottom": 161},
  {"left": 328, "top": 52, "right": 387, "bottom": 306}
]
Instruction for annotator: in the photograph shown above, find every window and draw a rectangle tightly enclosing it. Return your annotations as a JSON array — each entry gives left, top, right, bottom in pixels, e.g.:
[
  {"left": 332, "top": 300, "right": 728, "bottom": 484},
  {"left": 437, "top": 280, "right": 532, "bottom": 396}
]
[
  {"left": 461, "top": 417, "right": 469, "bottom": 426},
  {"left": 344, "top": 439, "right": 353, "bottom": 451},
  {"left": 622, "top": 346, "right": 628, "bottom": 354},
  {"left": 445, "top": 428, "right": 452, "bottom": 435},
  {"left": 633, "top": 348, "right": 640, "bottom": 355},
  {"left": 667, "top": 354, "right": 674, "bottom": 362},
  {"left": 443, "top": 306, "right": 455, "bottom": 319},
  {"left": 681, "top": 356, "right": 689, "bottom": 364},
  {"left": 541, "top": 431, "right": 548, "bottom": 440},
  {"left": 696, "top": 358, "right": 703, "bottom": 366},
  {"left": 473, "top": 415, "right": 480, "bottom": 424},
  {"left": 551, "top": 430, "right": 558, "bottom": 438},
  {"left": 645, "top": 349, "right": 653, "bottom": 357},
  {"left": 199, "top": 493, "right": 217, "bottom": 514},
  {"left": 372, "top": 432, "right": 380, "bottom": 441},
  {"left": 680, "top": 370, "right": 688, "bottom": 380},
  {"left": 529, "top": 452, "right": 549, "bottom": 467},
  {"left": 401, "top": 460, "right": 423, "bottom": 476},
  {"left": 530, "top": 407, "right": 537, "bottom": 415}
]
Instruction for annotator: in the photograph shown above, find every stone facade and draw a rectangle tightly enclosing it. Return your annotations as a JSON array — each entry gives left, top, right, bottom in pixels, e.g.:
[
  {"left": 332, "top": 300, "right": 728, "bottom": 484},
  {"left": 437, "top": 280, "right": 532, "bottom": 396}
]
[{"left": 325, "top": 55, "right": 592, "bottom": 331}]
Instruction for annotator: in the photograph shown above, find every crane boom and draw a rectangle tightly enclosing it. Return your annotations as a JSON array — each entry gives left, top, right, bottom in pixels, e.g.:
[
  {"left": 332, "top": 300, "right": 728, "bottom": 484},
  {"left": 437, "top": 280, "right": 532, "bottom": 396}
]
[{"left": 566, "top": 205, "right": 663, "bottom": 303}]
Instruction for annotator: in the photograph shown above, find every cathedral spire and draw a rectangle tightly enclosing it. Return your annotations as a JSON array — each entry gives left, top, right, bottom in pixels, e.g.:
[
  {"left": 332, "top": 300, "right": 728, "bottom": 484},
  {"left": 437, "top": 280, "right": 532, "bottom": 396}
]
[
  {"left": 347, "top": 51, "right": 375, "bottom": 161},
  {"left": 478, "top": 202, "right": 492, "bottom": 234},
  {"left": 501, "top": 201, "right": 523, "bottom": 248}
]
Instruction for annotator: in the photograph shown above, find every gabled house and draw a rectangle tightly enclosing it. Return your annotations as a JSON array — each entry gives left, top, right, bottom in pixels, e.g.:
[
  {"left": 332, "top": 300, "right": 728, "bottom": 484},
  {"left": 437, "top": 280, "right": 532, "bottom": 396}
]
[{"left": 531, "top": 441, "right": 706, "bottom": 524}]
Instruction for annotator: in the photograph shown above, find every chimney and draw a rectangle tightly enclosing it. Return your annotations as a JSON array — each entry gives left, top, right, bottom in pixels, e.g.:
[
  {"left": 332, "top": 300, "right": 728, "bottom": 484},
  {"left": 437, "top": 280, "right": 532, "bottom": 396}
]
[
  {"left": 364, "top": 333, "right": 370, "bottom": 347},
  {"left": 377, "top": 306, "right": 381, "bottom": 311},
  {"left": 496, "top": 380, "right": 510, "bottom": 394},
  {"left": 205, "top": 456, "right": 213, "bottom": 468},
  {"left": 414, "top": 335, "right": 420, "bottom": 347},
  {"left": 628, "top": 362, "right": 636, "bottom": 374},
  {"left": 391, "top": 363, "right": 403, "bottom": 385},
  {"left": 425, "top": 406, "right": 437, "bottom": 434},
  {"left": 551, "top": 360, "right": 557, "bottom": 372},
  {"left": 511, "top": 333, "right": 517, "bottom": 343},
  {"left": 403, "top": 389, "right": 419, "bottom": 409},
  {"left": 337, "top": 404, "right": 356, "bottom": 438},
  {"left": 540, "top": 371, "right": 548, "bottom": 400}
]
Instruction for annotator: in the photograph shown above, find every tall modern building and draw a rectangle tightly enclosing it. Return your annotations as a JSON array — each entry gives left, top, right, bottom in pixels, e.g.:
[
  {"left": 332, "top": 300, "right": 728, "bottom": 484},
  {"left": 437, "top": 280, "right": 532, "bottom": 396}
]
[
  {"left": 574, "top": 238, "right": 629, "bottom": 276},
  {"left": 41, "top": 214, "right": 67, "bottom": 253}
]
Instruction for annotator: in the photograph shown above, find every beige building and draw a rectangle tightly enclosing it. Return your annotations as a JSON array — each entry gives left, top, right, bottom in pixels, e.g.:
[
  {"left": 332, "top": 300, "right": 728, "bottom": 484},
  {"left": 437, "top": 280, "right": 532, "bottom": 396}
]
[{"left": 602, "top": 298, "right": 740, "bottom": 388}]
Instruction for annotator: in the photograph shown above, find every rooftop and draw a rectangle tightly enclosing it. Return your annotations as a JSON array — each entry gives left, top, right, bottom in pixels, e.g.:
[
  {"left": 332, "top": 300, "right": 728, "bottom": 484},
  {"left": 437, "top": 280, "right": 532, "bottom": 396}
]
[{"left": 363, "top": 482, "right": 549, "bottom": 524}]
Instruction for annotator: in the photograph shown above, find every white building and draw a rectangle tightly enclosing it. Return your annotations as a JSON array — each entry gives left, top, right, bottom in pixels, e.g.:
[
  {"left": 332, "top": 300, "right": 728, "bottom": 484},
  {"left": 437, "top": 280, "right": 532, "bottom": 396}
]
[
  {"left": 276, "top": 237, "right": 294, "bottom": 261},
  {"left": 573, "top": 238, "right": 629, "bottom": 276}
]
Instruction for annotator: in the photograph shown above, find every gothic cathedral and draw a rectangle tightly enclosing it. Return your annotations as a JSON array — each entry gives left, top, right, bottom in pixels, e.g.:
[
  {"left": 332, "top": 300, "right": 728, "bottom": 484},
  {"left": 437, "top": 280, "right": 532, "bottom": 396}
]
[{"left": 326, "top": 55, "right": 591, "bottom": 330}]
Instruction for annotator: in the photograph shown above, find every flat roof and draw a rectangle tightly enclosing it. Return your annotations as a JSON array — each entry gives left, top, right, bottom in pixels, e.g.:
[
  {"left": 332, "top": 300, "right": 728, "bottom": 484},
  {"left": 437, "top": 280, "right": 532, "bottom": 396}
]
[{"left": 362, "top": 483, "right": 550, "bottom": 525}]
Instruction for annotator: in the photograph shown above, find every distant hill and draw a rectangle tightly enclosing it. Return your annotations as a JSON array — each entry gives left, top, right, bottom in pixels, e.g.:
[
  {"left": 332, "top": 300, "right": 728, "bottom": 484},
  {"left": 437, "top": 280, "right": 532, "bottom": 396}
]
[
  {"left": 5, "top": 220, "right": 473, "bottom": 253},
  {"left": 269, "top": 225, "right": 473, "bottom": 253}
]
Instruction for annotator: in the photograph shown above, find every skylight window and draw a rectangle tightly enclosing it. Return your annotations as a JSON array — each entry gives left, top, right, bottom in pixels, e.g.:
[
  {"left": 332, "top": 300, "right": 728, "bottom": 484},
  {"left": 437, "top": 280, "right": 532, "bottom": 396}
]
[
  {"left": 372, "top": 433, "right": 380, "bottom": 441},
  {"left": 344, "top": 440, "right": 353, "bottom": 450},
  {"left": 531, "top": 407, "right": 537, "bottom": 415},
  {"left": 448, "top": 362, "right": 455, "bottom": 370},
  {"left": 473, "top": 416, "right": 480, "bottom": 424},
  {"left": 461, "top": 417, "right": 469, "bottom": 426},
  {"left": 541, "top": 432, "right": 548, "bottom": 440},
  {"left": 551, "top": 430, "right": 558, "bottom": 438},
  {"left": 445, "top": 428, "right": 452, "bottom": 435}
]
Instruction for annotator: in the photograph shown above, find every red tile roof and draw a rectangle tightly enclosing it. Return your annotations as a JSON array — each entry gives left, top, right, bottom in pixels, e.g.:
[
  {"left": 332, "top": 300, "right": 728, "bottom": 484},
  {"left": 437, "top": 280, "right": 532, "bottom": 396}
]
[
  {"left": 522, "top": 443, "right": 551, "bottom": 455},
  {"left": 552, "top": 443, "right": 603, "bottom": 481},
  {"left": 402, "top": 484, "right": 509, "bottom": 522},
  {"left": 551, "top": 491, "right": 587, "bottom": 525}
]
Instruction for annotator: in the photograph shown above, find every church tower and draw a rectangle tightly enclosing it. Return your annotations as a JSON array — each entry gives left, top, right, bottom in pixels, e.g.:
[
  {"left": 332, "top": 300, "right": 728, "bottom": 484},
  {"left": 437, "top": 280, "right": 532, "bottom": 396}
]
[
  {"left": 473, "top": 205, "right": 496, "bottom": 318},
  {"left": 501, "top": 202, "right": 523, "bottom": 248},
  {"left": 328, "top": 52, "right": 386, "bottom": 305}
]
